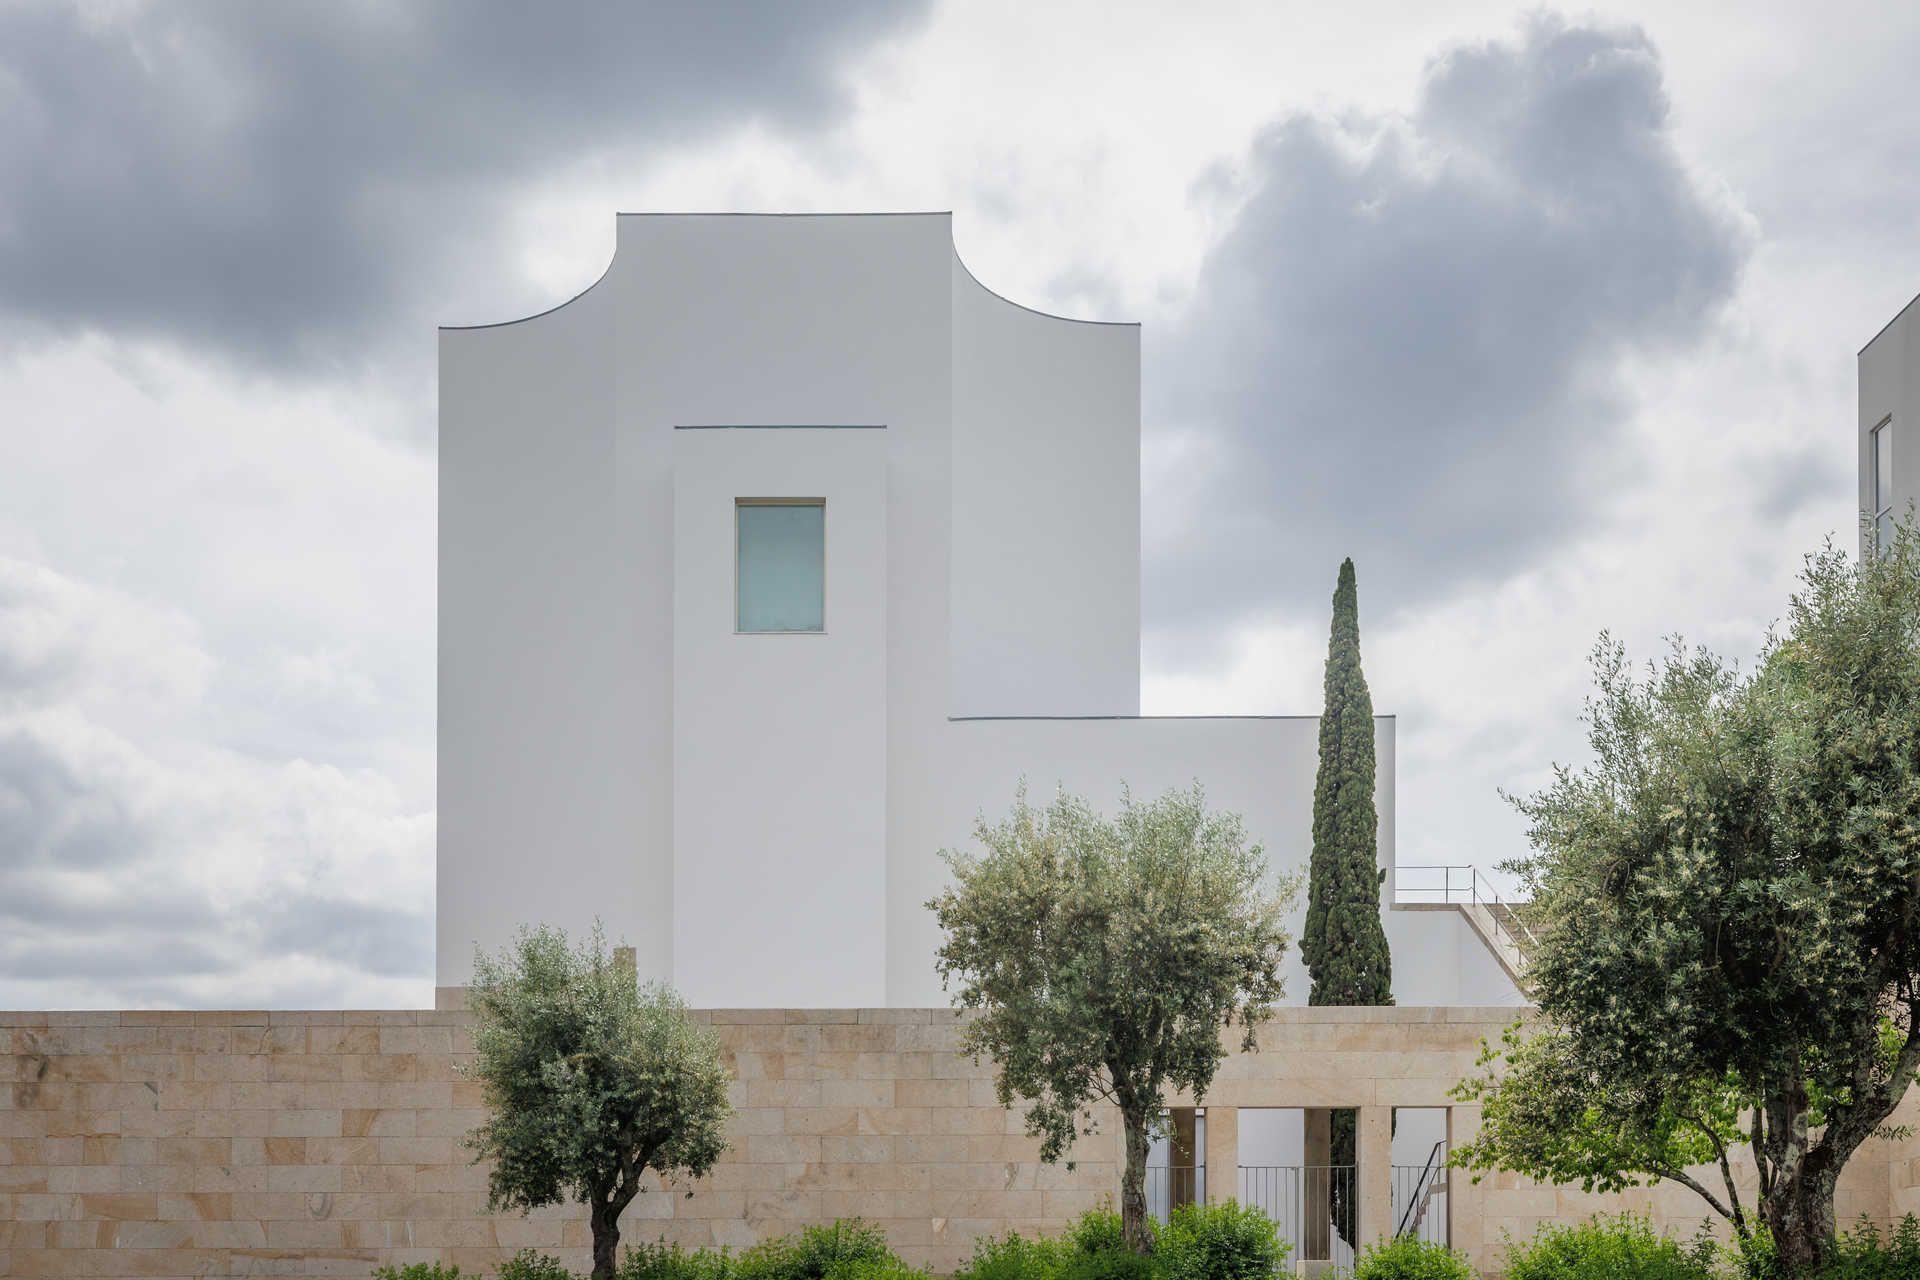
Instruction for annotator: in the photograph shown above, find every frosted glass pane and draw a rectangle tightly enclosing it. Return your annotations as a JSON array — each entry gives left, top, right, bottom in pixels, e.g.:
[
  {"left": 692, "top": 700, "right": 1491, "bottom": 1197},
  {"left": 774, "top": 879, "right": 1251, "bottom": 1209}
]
[
  {"left": 1877, "top": 424, "right": 1894, "bottom": 513},
  {"left": 737, "top": 503, "right": 824, "bottom": 632}
]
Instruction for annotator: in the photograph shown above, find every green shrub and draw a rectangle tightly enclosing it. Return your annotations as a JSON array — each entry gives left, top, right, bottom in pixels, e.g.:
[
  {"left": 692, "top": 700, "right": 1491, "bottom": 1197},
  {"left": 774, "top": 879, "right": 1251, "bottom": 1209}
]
[
  {"left": 616, "top": 1240, "right": 734, "bottom": 1280},
  {"left": 735, "top": 1221, "right": 899, "bottom": 1280},
  {"left": 1503, "top": 1215, "right": 1716, "bottom": 1280},
  {"left": 1066, "top": 1209, "right": 1139, "bottom": 1257},
  {"left": 1153, "top": 1201, "right": 1287, "bottom": 1280},
  {"left": 371, "top": 1265, "right": 463, "bottom": 1280},
  {"left": 1810, "top": 1216, "right": 1920, "bottom": 1279},
  {"left": 951, "top": 1230, "right": 1069, "bottom": 1280},
  {"left": 1352, "top": 1235, "right": 1476, "bottom": 1280},
  {"left": 820, "top": 1260, "right": 932, "bottom": 1280},
  {"left": 1053, "top": 1249, "right": 1152, "bottom": 1280}
]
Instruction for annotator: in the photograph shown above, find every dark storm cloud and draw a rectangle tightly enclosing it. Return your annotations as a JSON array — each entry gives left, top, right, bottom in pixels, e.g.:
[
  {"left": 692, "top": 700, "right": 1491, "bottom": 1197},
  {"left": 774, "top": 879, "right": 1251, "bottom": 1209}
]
[
  {"left": 1146, "top": 17, "right": 1748, "bottom": 636},
  {"left": 0, "top": 1, "right": 927, "bottom": 368}
]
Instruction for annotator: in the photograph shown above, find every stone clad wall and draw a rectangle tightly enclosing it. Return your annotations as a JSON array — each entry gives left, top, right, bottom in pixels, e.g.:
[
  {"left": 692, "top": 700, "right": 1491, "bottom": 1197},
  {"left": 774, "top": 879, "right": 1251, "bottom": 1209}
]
[{"left": 0, "top": 1004, "right": 1912, "bottom": 1278}]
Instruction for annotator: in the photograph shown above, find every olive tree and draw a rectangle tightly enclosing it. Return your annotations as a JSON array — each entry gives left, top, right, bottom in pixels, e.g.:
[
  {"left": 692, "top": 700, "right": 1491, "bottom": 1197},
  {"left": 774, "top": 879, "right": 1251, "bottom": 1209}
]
[
  {"left": 1488, "top": 530, "right": 1920, "bottom": 1272},
  {"left": 1452, "top": 1022, "right": 1757, "bottom": 1234},
  {"left": 464, "top": 924, "right": 732, "bottom": 1280},
  {"left": 929, "top": 783, "right": 1298, "bottom": 1254}
]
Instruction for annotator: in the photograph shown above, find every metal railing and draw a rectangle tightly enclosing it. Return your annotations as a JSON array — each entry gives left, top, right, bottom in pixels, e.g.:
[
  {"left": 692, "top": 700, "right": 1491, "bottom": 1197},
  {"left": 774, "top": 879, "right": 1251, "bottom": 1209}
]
[
  {"left": 1395, "top": 864, "right": 1538, "bottom": 957},
  {"left": 1394, "top": 1142, "right": 1449, "bottom": 1244},
  {"left": 1144, "top": 1165, "right": 1205, "bottom": 1223},
  {"left": 1238, "top": 1165, "right": 1355, "bottom": 1270}
]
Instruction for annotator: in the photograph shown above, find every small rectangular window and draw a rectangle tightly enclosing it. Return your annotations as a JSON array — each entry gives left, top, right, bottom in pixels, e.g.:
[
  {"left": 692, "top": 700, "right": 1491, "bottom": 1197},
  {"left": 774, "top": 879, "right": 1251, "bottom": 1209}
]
[
  {"left": 736, "top": 499, "right": 824, "bottom": 633},
  {"left": 1874, "top": 420, "right": 1894, "bottom": 554}
]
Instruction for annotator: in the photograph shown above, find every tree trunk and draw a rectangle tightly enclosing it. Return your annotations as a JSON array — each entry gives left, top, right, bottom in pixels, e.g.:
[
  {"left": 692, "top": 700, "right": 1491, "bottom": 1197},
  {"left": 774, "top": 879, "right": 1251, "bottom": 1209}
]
[
  {"left": 590, "top": 1195, "right": 622, "bottom": 1280},
  {"left": 1764, "top": 1160, "right": 1838, "bottom": 1274},
  {"left": 1120, "top": 1106, "right": 1153, "bottom": 1255}
]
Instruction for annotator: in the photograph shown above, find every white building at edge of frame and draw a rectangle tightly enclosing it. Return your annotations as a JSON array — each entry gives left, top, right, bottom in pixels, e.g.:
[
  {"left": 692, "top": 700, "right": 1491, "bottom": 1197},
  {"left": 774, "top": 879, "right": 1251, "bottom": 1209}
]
[{"left": 435, "top": 211, "right": 1525, "bottom": 1019}]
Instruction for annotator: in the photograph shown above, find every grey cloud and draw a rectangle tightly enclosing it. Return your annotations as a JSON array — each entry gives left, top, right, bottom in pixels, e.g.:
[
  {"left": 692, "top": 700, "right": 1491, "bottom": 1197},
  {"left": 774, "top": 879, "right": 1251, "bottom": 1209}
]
[
  {"left": 0, "top": 725, "right": 149, "bottom": 872},
  {"left": 0, "top": 1, "right": 928, "bottom": 371},
  {"left": 260, "top": 895, "right": 432, "bottom": 980},
  {"left": 1145, "top": 17, "right": 1747, "bottom": 638},
  {"left": 0, "top": 561, "right": 432, "bottom": 1007}
]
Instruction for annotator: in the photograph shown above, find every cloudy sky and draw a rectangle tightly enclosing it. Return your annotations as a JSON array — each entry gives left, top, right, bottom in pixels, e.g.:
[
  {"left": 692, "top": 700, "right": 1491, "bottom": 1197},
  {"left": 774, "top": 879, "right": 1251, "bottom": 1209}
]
[{"left": 2, "top": 1, "right": 1915, "bottom": 1008}]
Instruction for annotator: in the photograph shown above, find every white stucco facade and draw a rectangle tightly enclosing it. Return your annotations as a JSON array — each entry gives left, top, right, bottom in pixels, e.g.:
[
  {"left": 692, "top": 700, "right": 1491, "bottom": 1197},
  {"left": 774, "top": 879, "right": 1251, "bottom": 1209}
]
[
  {"left": 1861, "top": 292, "right": 1920, "bottom": 557},
  {"left": 438, "top": 212, "right": 1520, "bottom": 1009}
]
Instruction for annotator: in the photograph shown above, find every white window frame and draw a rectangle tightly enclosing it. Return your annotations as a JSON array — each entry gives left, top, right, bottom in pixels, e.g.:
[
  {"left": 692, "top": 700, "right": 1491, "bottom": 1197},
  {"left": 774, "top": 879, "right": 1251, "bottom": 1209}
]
[{"left": 1873, "top": 418, "right": 1894, "bottom": 556}]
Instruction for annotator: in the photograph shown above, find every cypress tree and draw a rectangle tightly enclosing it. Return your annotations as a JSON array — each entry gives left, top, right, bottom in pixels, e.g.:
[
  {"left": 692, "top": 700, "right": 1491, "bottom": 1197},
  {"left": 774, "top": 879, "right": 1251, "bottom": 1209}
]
[
  {"left": 1302, "top": 558, "right": 1392, "bottom": 1247},
  {"left": 1302, "top": 557, "right": 1392, "bottom": 1004}
]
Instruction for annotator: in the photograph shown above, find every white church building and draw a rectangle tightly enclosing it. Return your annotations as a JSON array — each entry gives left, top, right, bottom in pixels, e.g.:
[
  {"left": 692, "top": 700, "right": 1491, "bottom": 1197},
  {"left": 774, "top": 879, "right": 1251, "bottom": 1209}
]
[{"left": 435, "top": 211, "right": 1522, "bottom": 1014}]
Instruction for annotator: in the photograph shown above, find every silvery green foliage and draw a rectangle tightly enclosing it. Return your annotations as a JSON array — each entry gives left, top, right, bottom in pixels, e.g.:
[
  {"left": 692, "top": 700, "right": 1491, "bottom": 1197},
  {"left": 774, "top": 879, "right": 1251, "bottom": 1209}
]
[
  {"left": 1510, "top": 526, "right": 1920, "bottom": 1273},
  {"left": 929, "top": 784, "right": 1297, "bottom": 1252},
  {"left": 464, "top": 924, "right": 731, "bottom": 1280}
]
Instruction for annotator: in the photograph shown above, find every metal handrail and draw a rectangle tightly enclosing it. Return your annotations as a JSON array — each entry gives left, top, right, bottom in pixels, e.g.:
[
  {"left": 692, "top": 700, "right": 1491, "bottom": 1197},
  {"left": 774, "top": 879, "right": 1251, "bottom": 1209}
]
[
  {"left": 1395, "top": 1141, "right": 1446, "bottom": 1238},
  {"left": 1395, "top": 864, "right": 1538, "bottom": 956}
]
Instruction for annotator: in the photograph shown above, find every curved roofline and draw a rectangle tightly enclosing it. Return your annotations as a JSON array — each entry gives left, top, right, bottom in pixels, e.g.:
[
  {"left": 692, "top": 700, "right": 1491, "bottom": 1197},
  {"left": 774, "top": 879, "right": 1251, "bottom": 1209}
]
[
  {"left": 952, "top": 235, "right": 1140, "bottom": 329},
  {"left": 440, "top": 210, "right": 1140, "bottom": 331},
  {"left": 439, "top": 237, "right": 615, "bottom": 332}
]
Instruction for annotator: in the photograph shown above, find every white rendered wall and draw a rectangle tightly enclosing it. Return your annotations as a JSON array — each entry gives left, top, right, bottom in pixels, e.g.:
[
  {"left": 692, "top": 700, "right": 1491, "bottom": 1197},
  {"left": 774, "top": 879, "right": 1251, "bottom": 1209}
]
[
  {"left": 671, "top": 428, "right": 889, "bottom": 1007},
  {"left": 1862, "top": 297, "right": 1920, "bottom": 555},
  {"left": 950, "top": 257, "right": 1141, "bottom": 716},
  {"left": 1384, "top": 908, "right": 1528, "bottom": 1007},
  {"left": 437, "top": 278, "right": 667, "bottom": 982}
]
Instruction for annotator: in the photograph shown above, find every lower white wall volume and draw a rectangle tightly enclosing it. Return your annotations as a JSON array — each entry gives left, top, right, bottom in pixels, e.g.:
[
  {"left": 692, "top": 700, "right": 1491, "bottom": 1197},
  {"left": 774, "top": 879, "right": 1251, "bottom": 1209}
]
[{"left": 671, "top": 428, "right": 890, "bottom": 1008}]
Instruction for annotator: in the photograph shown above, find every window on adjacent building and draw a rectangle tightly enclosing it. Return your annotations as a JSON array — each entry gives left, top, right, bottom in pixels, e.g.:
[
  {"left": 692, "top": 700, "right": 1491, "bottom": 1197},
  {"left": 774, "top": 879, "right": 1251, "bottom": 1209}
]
[
  {"left": 1874, "top": 419, "right": 1895, "bottom": 555},
  {"left": 736, "top": 499, "right": 825, "bottom": 632}
]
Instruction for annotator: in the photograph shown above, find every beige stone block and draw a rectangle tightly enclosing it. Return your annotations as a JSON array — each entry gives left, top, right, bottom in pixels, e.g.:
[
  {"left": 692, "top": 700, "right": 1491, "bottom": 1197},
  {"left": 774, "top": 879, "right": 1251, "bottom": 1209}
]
[
  {"left": 418, "top": 1052, "right": 464, "bottom": 1082},
  {"left": 192, "top": 1218, "right": 270, "bottom": 1248},
  {"left": 820, "top": 1135, "right": 894, "bottom": 1164},
  {"left": 309, "top": 1136, "right": 381, "bottom": 1166},
  {"left": 342, "top": 1107, "right": 415, "bottom": 1138},
  {"left": 858, "top": 1107, "right": 931, "bottom": 1136},
  {"left": 310, "top": 1026, "right": 380, "bottom": 1056},
  {"left": 12, "top": 1192, "right": 80, "bottom": 1221},
  {"left": 269, "top": 1109, "right": 342, "bottom": 1138},
  {"left": 377, "top": 1081, "right": 450, "bottom": 1109},
  {"left": 45, "top": 1165, "right": 119, "bottom": 1193},
  {"left": 44, "top": 1110, "right": 118, "bottom": 1139},
  {"left": 158, "top": 1190, "right": 232, "bottom": 1221},
  {"left": 155, "top": 1136, "right": 232, "bottom": 1167},
  {"left": 267, "top": 1053, "right": 345, "bottom": 1083},
  {"left": 117, "top": 1106, "right": 194, "bottom": 1138},
  {"left": 415, "top": 1106, "right": 483, "bottom": 1138},
  {"left": 900, "top": 1135, "right": 968, "bottom": 1163},
  {"left": 78, "top": 1191, "right": 156, "bottom": 1220},
  {"left": 47, "top": 1220, "right": 115, "bottom": 1249},
  {"left": 342, "top": 1164, "right": 416, "bottom": 1193},
  {"left": 883, "top": 1051, "right": 936, "bottom": 1078},
  {"left": 268, "top": 1166, "right": 347, "bottom": 1197},
  {"left": 266, "top": 1217, "right": 348, "bottom": 1248},
  {"left": 122, "top": 1162, "right": 198, "bottom": 1192},
  {"left": 784, "top": 1107, "right": 859, "bottom": 1137},
  {"left": 43, "top": 1054, "right": 119, "bottom": 1084},
  {"left": 821, "top": 1079, "right": 894, "bottom": 1108},
  {"left": 746, "top": 1080, "right": 821, "bottom": 1108},
  {"left": 896, "top": 1079, "right": 969, "bottom": 1109},
  {"left": 745, "top": 1134, "right": 822, "bottom": 1164},
  {"left": 377, "top": 1135, "right": 454, "bottom": 1165},
  {"left": 113, "top": 1218, "right": 195, "bottom": 1248}
]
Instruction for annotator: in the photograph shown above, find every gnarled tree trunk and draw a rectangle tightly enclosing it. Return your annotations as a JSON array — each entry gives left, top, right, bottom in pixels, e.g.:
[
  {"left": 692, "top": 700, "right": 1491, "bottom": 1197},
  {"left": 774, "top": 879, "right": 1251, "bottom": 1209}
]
[
  {"left": 1764, "top": 1162, "right": 1840, "bottom": 1275},
  {"left": 1120, "top": 1106, "right": 1153, "bottom": 1255}
]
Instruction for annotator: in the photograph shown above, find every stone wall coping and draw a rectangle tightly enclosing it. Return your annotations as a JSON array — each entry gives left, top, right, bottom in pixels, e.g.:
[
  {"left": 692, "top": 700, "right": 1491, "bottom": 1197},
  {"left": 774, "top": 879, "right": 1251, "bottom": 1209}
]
[{"left": 4, "top": 1004, "right": 1532, "bottom": 1026}]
